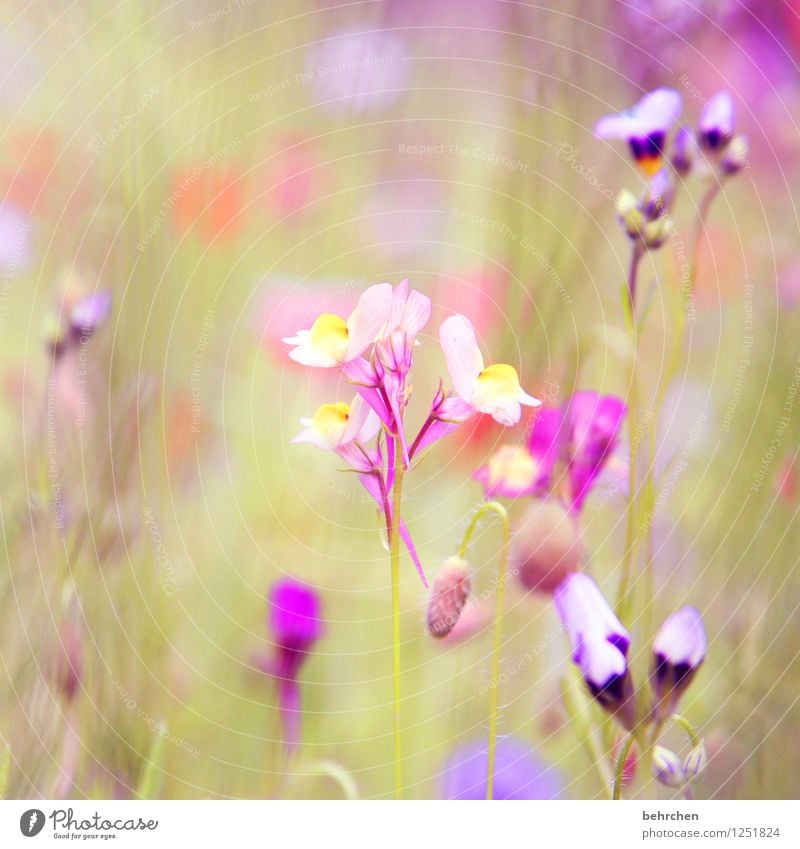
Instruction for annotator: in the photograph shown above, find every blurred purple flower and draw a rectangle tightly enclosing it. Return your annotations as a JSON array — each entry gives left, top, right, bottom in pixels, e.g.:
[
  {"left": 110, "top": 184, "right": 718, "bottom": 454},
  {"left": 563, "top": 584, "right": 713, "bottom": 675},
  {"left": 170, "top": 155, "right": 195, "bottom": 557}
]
[
  {"left": 306, "top": 27, "right": 409, "bottom": 117},
  {"left": 698, "top": 91, "right": 735, "bottom": 153},
  {"left": 70, "top": 290, "right": 112, "bottom": 339},
  {"left": 442, "top": 738, "right": 564, "bottom": 800},
  {"left": 258, "top": 578, "right": 324, "bottom": 752},
  {"left": 652, "top": 606, "right": 707, "bottom": 718},
  {"left": 0, "top": 202, "right": 32, "bottom": 274},
  {"left": 595, "top": 88, "right": 682, "bottom": 174},
  {"left": 554, "top": 574, "right": 635, "bottom": 727}
]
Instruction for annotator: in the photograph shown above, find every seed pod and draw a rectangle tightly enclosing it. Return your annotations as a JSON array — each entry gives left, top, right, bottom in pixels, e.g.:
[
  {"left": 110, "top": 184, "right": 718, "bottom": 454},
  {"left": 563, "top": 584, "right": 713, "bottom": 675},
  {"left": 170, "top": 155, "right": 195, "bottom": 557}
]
[
  {"left": 511, "top": 499, "right": 582, "bottom": 594},
  {"left": 427, "top": 556, "right": 471, "bottom": 639}
]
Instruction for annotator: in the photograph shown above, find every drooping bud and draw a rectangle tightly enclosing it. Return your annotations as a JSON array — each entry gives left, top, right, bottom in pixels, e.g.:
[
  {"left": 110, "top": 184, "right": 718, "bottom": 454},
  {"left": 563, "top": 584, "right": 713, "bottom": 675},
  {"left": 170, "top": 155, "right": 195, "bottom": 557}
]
[
  {"left": 684, "top": 741, "right": 708, "bottom": 783},
  {"left": 670, "top": 126, "right": 694, "bottom": 176},
  {"left": 651, "top": 606, "right": 707, "bottom": 718},
  {"left": 653, "top": 745, "right": 686, "bottom": 788},
  {"left": 511, "top": 499, "right": 582, "bottom": 594},
  {"left": 721, "top": 135, "right": 749, "bottom": 176},
  {"left": 427, "top": 556, "right": 472, "bottom": 638}
]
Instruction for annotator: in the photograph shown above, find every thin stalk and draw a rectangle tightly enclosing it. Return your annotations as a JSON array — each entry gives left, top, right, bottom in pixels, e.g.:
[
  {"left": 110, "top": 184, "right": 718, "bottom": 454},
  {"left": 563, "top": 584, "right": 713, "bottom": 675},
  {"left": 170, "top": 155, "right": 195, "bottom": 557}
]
[
  {"left": 458, "top": 501, "right": 510, "bottom": 801},
  {"left": 618, "top": 247, "right": 644, "bottom": 619},
  {"left": 389, "top": 438, "right": 405, "bottom": 799},
  {"left": 612, "top": 733, "right": 636, "bottom": 800}
]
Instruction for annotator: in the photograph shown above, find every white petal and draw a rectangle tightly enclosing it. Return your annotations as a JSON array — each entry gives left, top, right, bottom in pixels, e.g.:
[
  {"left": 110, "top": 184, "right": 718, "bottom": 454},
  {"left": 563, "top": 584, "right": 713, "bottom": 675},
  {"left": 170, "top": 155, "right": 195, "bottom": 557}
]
[{"left": 439, "top": 314, "right": 484, "bottom": 401}]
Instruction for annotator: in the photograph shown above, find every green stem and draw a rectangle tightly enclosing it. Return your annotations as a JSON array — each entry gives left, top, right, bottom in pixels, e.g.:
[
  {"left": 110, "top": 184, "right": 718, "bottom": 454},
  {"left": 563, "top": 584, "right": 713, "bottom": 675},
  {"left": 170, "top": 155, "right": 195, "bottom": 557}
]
[
  {"left": 458, "top": 501, "right": 510, "bottom": 801},
  {"left": 618, "top": 247, "right": 643, "bottom": 620},
  {"left": 612, "top": 733, "right": 636, "bottom": 800},
  {"left": 669, "top": 713, "right": 701, "bottom": 748},
  {"left": 389, "top": 439, "right": 405, "bottom": 800}
]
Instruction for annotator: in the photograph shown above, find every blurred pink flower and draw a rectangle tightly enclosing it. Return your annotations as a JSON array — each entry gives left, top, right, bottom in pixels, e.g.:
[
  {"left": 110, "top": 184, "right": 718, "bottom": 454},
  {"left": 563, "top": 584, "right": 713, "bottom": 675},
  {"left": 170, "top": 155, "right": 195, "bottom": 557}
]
[{"left": 305, "top": 27, "right": 409, "bottom": 116}]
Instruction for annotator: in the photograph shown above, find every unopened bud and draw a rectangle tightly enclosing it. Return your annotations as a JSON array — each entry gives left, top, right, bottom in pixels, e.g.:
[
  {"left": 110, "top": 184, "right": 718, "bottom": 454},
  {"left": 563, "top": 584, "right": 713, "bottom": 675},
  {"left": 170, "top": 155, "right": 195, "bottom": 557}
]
[
  {"left": 721, "top": 135, "right": 749, "bottom": 175},
  {"left": 684, "top": 741, "right": 708, "bottom": 782},
  {"left": 616, "top": 189, "right": 644, "bottom": 238},
  {"left": 642, "top": 216, "right": 670, "bottom": 249},
  {"left": 52, "top": 620, "right": 83, "bottom": 703},
  {"left": 511, "top": 499, "right": 582, "bottom": 594},
  {"left": 427, "top": 556, "right": 472, "bottom": 638},
  {"left": 653, "top": 745, "right": 686, "bottom": 788}
]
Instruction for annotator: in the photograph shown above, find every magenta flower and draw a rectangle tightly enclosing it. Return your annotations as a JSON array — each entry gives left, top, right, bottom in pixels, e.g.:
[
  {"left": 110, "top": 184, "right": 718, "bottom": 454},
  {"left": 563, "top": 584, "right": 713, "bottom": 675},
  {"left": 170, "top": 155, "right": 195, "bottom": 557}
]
[
  {"left": 554, "top": 573, "right": 635, "bottom": 727},
  {"left": 595, "top": 88, "right": 682, "bottom": 174},
  {"left": 260, "top": 578, "right": 324, "bottom": 752},
  {"left": 652, "top": 606, "right": 707, "bottom": 718},
  {"left": 441, "top": 738, "right": 564, "bottom": 800}
]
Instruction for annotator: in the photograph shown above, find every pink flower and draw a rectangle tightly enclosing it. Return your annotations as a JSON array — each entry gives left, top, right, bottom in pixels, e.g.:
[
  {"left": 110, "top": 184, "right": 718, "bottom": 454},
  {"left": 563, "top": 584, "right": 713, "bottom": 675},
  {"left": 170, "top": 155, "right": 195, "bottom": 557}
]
[
  {"left": 473, "top": 445, "right": 541, "bottom": 499},
  {"left": 439, "top": 314, "right": 540, "bottom": 426},
  {"left": 284, "top": 282, "right": 393, "bottom": 367}
]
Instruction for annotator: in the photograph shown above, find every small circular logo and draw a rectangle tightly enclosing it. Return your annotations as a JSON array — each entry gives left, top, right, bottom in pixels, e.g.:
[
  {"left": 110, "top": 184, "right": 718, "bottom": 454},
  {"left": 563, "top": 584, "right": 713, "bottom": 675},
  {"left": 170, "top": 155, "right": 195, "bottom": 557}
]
[{"left": 20, "top": 809, "right": 45, "bottom": 837}]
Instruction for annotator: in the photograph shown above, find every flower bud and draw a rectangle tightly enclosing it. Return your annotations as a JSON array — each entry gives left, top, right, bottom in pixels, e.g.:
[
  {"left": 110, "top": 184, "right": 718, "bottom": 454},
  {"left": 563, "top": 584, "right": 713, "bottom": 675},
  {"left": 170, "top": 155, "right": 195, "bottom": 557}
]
[
  {"left": 427, "top": 556, "right": 472, "bottom": 638},
  {"left": 616, "top": 189, "right": 644, "bottom": 238},
  {"left": 511, "top": 499, "right": 582, "bottom": 594},
  {"left": 653, "top": 745, "right": 686, "bottom": 788},
  {"left": 684, "top": 741, "right": 708, "bottom": 782},
  {"left": 698, "top": 91, "right": 735, "bottom": 153},
  {"left": 721, "top": 135, "right": 749, "bottom": 175},
  {"left": 651, "top": 606, "right": 707, "bottom": 718},
  {"left": 671, "top": 126, "right": 694, "bottom": 176},
  {"left": 642, "top": 215, "right": 670, "bottom": 249}
]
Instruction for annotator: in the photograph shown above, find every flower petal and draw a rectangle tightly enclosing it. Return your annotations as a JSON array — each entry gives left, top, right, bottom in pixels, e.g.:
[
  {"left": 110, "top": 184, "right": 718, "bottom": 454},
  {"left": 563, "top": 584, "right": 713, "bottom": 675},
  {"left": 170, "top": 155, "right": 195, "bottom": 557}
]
[
  {"left": 346, "top": 282, "right": 393, "bottom": 358},
  {"left": 439, "top": 314, "right": 484, "bottom": 401}
]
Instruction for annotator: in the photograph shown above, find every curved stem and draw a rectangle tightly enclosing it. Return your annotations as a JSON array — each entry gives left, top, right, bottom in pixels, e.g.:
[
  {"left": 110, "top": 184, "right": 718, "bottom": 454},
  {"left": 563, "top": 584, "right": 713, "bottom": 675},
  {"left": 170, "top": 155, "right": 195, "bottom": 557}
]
[
  {"left": 669, "top": 713, "right": 701, "bottom": 748},
  {"left": 458, "top": 501, "right": 510, "bottom": 801},
  {"left": 612, "top": 733, "right": 636, "bottom": 800},
  {"left": 686, "top": 179, "right": 723, "bottom": 299},
  {"left": 389, "top": 438, "right": 405, "bottom": 799}
]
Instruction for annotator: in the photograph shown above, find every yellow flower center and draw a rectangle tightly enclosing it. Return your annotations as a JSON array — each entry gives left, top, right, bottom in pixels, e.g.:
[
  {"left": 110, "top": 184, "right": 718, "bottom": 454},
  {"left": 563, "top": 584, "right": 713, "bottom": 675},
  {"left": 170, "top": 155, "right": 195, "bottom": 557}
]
[
  {"left": 488, "top": 445, "right": 538, "bottom": 491},
  {"left": 638, "top": 154, "right": 663, "bottom": 177},
  {"left": 309, "top": 313, "right": 349, "bottom": 362},
  {"left": 312, "top": 402, "right": 350, "bottom": 446},
  {"left": 474, "top": 363, "right": 522, "bottom": 406}
]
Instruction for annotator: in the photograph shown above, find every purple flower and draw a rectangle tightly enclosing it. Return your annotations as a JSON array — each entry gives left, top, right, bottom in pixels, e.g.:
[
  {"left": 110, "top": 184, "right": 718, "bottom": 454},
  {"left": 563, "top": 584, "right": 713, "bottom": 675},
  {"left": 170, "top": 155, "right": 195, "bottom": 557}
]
[
  {"left": 70, "top": 290, "right": 112, "bottom": 339},
  {"left": 526, "top": 391, "right": 626, "bottom": 512},
  {"left": 595, "top": 88, "right": 683, "bottom": 175},
  {"left": 554, "top": 574, "right": 635, "bottom": 728},
  {"left": 671, "top": 126, "right": 695, "bottom": 176},
  {"left": 652, "top": 606, "right": 707, "bottom": 718},
  {"left": 441, "top": 738, "right": 564, "bottom": 800},
  {"left": 261, "top": 578, "right": 324, "bottom": 751},
  {"left": 698, "top": 91, "right": 735, "bottom": 153}
]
